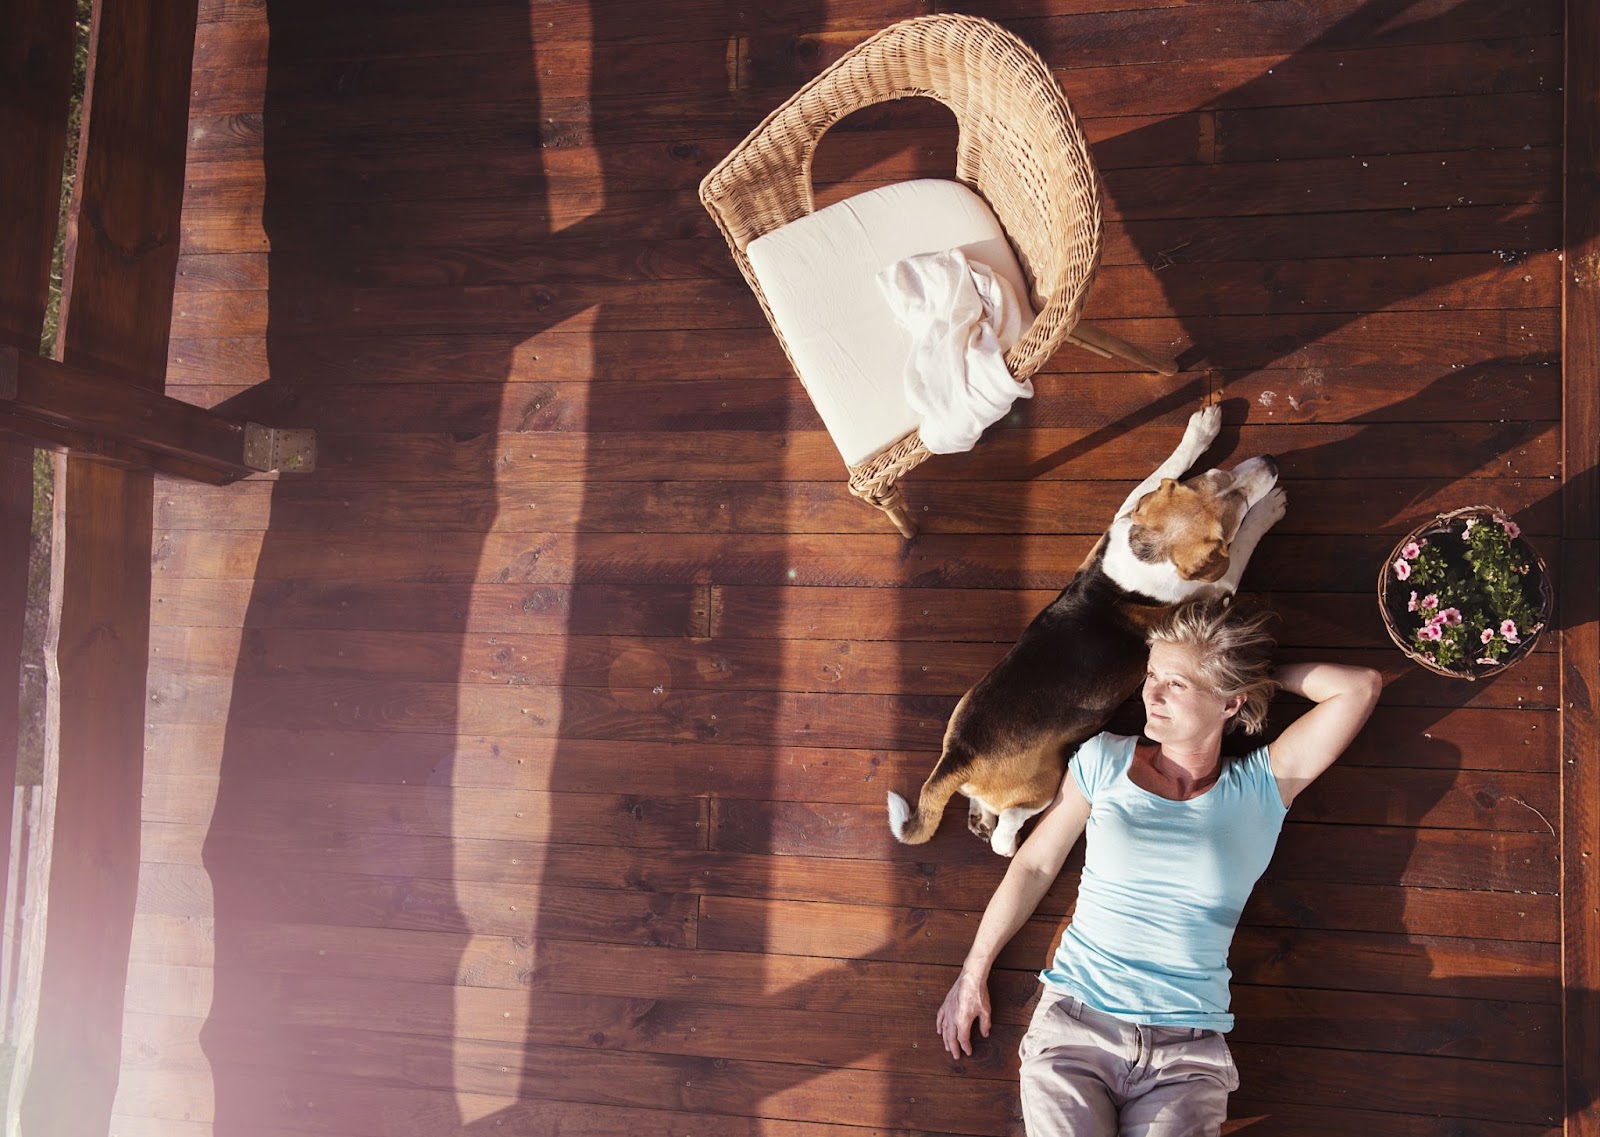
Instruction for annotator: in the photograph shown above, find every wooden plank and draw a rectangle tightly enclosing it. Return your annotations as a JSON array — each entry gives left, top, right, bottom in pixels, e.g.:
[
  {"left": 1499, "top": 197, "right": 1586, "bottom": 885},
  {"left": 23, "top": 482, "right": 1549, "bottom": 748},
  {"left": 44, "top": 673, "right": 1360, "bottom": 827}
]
[
  {"left": 160, "top": 254, "right": 1558, "bottom": 341},
  {"left": 697, "top": 889, "right": 1555, "bottom": 965},
  {"left": 172, "top": 147, "right": 1560, "bottom": 270},
  {"left": 136, "top": 614, "right": 1553, "bottom": 692},
  {"left": 119, "top": 1013, "right": 1563, "bottom": 1130},
  {"left": 149, "top": 474, "right": 1565, "bottom": 539},
  {"left": 156, "top": 363, "right": 1555, "bottom": 438},
  {"left": 149, "top": 577, "right": 701, "bottom": 634},
  {"left": 137, "top": 659, "right": 1560, "bottom": 752},
  {"left": 183, "top": 33, "right": 1557, "bottom": 121},
  {"left": 1230, "top": 1042, "right": 1560, "bottom": 1126},
  {"left": 1221, "top": 1101, "right": 1554, "bottom": 1137},
  {"left": 283, "top": 420, "right": 1564, "bottom": 492},
  {"left": 1563, "top": 0, "right": 1600, "bottom": 1129},
  {"left": 155, "top": 803, "right": 1557, "bottom": 914},
  {"left": 138, "top": 860, "right": 696, "bottom": 946},
  {"left": 118, "top": 957, "right": 1555, "bottom": 1077},
  {"left": 192, "top": 0, "right": 927, "bottom": 38},
  {"left": 141, "top": 775, "right": 708, "bottom": 848},
  {"left": 179, "top": 0, "right": 1554, "bottom": 68},
  {"left": 19, "top": 0, "right": 198, "bottom": 1130},
  {"left": 136, "top": 703, "right": 1558, "bottom": 807},
  {"left": 172, "top": 144, "right": 1548, "bottom": 233},
  {"left": 108, "top": 1010, "right": 1567, "bottom": 1135},
  {"left": 160, "top": 309, "right": 1557, "bottom": 387},
  {"left": 713, "top": 783, "right": 1561, "bottom": 869},
  {"left": 167, "top": 202, "right": 1559, "bottom": 271},
  {"left": 709, "top": 768, "right": 1561, "bottom": 848},
  {"left": 173, "top": 83, "right": 1555, "bottom": 174},
  {"left": 111, "top": 1035, "right": 1023, "bottom": 1136},
  {"left": 530, "top": 931, "right": 1556, "bottom": 1022},
  {"left": 112, "top": 1061, "right": 920, "bottom": 1137},
  {"left": 145, "top": 525, "right": 1563, "bottom": 593},
  {"left": 120, "top": 917, "right": 1555, "bottom": 1027},
  {"left": 167, "top": 242, "right": 1559, "bottom": 316}
]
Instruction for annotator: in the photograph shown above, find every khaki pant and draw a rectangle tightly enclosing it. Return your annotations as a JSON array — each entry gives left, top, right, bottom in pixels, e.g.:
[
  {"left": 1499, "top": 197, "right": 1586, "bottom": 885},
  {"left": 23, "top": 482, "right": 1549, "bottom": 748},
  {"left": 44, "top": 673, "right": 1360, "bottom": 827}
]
[{"left": 1018, "top": 987, "right": 1239, "bottom": 1137}]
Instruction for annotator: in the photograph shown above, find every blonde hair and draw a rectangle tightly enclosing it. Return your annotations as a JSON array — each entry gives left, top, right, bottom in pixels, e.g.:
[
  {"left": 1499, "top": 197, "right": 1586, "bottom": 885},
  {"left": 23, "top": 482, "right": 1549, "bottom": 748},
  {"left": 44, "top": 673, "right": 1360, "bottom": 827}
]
[{"left": 1147, "top": 599, "right": 1279, "bottom": 735}]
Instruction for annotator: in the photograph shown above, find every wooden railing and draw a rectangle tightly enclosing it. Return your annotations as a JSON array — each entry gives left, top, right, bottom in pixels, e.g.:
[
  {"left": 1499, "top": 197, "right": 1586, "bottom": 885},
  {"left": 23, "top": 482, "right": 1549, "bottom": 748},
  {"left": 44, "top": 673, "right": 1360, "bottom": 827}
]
[{"left": 0, "top": 1, "right": 310, "bottom": 1133}]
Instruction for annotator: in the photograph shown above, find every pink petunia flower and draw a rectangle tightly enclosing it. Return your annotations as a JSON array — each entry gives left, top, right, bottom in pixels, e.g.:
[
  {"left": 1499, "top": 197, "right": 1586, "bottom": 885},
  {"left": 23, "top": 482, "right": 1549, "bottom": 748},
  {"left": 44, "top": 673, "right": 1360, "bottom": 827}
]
[
  {"left": 1502, "top": 518, "right": 1521, "bottom": 539},
  {"left": 1439, "top": 607, "right": 1463, "bottom": 627},
  {"left": 1482, "top": 627, "right": 1497, "bottom": 644},
  {"left": 1393, "top": 558, "right": 1411, "bottom": 580},
  {"left": 1401, "top": 541, "right": 1422, "bottom": 560},
  {"left": 1420, "top": 594, "right": 1439, "bottom": 611},
  {"left": 1501, "top": 619, "right": 1520, "bottom": 644},
  {"left": 1418, "top": 623, "right": 1443, "bottom": 642},
  {"left": 1476, "top": 656, "right": 1497, "bottom": 665},
  {"left": 1407, "top": 591, "right": 1419, "bottom": 613}
]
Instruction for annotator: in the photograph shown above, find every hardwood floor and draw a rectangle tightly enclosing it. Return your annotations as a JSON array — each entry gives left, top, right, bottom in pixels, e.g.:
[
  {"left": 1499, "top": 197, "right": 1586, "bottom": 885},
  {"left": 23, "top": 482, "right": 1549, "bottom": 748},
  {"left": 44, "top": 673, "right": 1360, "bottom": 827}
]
[{"left": 119, "top": 0, "right": 1568, "bottom": 1133}]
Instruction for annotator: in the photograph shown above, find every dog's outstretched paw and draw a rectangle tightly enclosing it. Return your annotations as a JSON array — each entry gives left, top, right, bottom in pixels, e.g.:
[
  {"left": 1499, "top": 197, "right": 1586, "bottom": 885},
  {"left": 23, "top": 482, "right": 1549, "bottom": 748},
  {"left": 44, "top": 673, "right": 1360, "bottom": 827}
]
[
  {"left": 1253, "top": 485, "right": 1289, "bottom": 529},
  {"left": 991, "top": 832, "right": 1019, "bottom": 858},
  {"left": 1184, "top": 405, "right": 1222, "bottom": 450}
]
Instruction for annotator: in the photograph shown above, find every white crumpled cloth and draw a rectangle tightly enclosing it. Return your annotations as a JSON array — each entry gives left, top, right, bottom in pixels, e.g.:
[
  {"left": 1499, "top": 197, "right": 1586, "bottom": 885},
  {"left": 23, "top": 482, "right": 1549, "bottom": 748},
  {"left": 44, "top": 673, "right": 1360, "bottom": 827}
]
[{"left": 875, "top": 247, "right": 1030, "bottom": 455}]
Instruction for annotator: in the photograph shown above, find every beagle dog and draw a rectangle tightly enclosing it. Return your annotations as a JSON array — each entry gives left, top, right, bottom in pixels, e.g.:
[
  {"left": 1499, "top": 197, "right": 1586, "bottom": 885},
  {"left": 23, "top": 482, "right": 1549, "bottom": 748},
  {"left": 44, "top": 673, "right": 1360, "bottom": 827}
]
[{"left": 887, "top": 406, "right": 1285, "bottom": 856}]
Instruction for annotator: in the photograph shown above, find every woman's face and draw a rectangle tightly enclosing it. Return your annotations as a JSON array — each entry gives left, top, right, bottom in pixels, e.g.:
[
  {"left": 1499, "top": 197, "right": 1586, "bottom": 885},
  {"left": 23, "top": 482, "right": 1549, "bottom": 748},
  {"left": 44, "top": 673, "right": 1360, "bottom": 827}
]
[{"left": 1142, "top": 641, "right": 1239, "bottom": 746}]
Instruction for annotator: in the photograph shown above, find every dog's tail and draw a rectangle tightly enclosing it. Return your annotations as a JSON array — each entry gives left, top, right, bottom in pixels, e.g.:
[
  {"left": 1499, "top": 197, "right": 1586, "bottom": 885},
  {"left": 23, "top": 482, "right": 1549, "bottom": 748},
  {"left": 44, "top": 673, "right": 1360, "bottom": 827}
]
[{"left": 887, "top": 760, "right": 967, "bottom": 845}]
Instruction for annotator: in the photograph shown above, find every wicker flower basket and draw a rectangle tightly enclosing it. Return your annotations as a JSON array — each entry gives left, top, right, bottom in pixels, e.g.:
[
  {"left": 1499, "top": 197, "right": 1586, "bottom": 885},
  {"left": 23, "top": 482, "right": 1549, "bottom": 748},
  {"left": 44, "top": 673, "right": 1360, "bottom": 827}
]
[{"left": 1378, "top": 505, "right": 1553, "bottom": 681}]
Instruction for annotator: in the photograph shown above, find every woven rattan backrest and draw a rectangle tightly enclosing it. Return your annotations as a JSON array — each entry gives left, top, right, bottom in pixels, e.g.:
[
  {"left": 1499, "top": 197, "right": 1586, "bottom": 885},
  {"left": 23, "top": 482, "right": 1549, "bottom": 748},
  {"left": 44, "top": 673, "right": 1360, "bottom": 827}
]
[{"left": 700, "top": 13, "right": 1104, "bottom": 380}]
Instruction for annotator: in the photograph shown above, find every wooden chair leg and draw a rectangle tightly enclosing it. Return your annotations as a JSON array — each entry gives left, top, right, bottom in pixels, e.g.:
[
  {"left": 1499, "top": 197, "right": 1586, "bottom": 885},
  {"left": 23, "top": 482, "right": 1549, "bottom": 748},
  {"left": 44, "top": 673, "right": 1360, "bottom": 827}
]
[
  {"left": 1068, "top": 322, "right": 1180, "bottom": 377},
  {"left": 867, "top": 481, "right": 918, "bottom": 538}
]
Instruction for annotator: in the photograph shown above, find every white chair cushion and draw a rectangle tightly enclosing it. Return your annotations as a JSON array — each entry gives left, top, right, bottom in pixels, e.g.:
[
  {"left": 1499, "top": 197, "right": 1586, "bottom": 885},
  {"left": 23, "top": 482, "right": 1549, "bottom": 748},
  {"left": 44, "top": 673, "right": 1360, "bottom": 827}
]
[{"left": 746, "top": 179, "right": 1035, "bottom": 468}]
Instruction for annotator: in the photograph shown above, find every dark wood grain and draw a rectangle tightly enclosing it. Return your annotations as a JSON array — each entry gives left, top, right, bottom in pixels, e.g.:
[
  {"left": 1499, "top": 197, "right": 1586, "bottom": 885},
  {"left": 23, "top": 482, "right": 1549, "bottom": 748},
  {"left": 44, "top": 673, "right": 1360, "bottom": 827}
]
[
  {"left": 123, "top": 0, "right": 1577, "bottom": 1132},
  {"left": 1562, "top": 0, "right": 1600, "bottom": 1129},
  {"left": 19, "top": 0, "right": 198, "bottom": 1131},
  {"left": 0, "top": 0, "right": 74, "bottom": 1014}
]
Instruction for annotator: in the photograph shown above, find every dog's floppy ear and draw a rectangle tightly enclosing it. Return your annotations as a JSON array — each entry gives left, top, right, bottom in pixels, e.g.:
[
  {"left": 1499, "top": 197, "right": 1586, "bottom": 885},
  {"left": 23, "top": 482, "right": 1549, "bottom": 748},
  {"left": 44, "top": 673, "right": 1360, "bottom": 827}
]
[
  {"left": 1130, "top": 478, "right": 1180, "bottom": 521},
  {"left": 1127, "top": 523, "right": 1166, "bottom": 564}
]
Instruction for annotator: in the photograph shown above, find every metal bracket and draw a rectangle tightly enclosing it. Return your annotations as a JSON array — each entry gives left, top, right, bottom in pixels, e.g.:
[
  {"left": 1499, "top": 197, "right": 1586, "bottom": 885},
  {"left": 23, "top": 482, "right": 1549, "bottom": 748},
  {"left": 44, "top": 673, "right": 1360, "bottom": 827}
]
[{"left": 243, "top": 424, "right": 317, "bottom": 473}]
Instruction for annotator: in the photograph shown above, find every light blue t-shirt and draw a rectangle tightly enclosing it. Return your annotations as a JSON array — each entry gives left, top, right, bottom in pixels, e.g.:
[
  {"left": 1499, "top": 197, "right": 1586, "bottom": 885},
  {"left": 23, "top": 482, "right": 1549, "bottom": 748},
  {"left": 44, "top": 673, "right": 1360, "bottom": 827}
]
[{"left": 1040, "top": 731, "right": 1288, "bottom": 1032}]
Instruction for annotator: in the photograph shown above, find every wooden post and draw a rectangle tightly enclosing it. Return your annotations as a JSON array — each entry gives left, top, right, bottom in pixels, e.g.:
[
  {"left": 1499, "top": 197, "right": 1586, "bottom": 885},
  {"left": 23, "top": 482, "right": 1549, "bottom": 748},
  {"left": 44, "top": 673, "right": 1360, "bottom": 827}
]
[
  {"left": 0, "top": 0, "right": 76, "bottom": 1117},
  {"left": 15, "top": 0, "right": 198, "bottom": 1132},
  {"left": 1562, "top": 0, "right": 1600, "bottom": 1133}
]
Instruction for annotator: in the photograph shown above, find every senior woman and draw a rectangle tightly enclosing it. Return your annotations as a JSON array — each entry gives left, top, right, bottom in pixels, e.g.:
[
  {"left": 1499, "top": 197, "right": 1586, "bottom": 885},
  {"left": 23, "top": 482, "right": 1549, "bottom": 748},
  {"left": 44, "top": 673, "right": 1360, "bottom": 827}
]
[{"left": 935, "top": 598, "right": 1383, "bottom": 1136}]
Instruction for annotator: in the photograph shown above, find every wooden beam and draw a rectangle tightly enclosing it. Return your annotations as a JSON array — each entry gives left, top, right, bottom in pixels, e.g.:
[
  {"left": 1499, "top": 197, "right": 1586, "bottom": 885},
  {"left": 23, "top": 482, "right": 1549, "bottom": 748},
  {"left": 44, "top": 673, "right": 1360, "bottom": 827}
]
[
  {"left": 0, "top": 346, "right": 315, "bottom": 482},
  {"left": 1563, "top": 0, "right": 1600, "bottom": 1133},
  {"left": 15, "top": 0, "right": 197, "bottom": 1132}
]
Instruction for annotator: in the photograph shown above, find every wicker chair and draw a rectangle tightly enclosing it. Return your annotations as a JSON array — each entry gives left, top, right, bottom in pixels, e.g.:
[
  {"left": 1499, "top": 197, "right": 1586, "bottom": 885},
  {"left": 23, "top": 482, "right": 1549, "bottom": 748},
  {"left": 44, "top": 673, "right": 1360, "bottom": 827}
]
[{"left": 700, "top": 13, "right": 1178, "bottom": 537}]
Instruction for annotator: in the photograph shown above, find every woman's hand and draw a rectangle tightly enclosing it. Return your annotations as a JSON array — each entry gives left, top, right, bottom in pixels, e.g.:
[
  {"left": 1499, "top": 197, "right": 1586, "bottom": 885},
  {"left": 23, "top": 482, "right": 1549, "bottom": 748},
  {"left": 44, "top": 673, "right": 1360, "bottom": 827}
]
[{"left": 936, "top": 967, "right": 992, "bottom": 1059}]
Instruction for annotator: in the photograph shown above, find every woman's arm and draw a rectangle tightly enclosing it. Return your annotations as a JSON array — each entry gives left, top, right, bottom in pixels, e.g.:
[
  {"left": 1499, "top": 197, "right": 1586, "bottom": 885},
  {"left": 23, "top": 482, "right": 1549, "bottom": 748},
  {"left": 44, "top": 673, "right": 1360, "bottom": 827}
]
[
  {"left": 1267, "top": 661, "right": 1384, "bottom": 805},
  {"left": 935, "top": 773, "right": 1091, "bottom": 1059}
]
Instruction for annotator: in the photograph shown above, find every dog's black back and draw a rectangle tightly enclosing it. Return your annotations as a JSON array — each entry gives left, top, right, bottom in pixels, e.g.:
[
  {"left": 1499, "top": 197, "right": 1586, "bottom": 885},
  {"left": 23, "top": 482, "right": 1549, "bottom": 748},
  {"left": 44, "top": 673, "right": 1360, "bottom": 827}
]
[{"left": 946, "top": 546, "right": 1160, "bottom": 768}]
